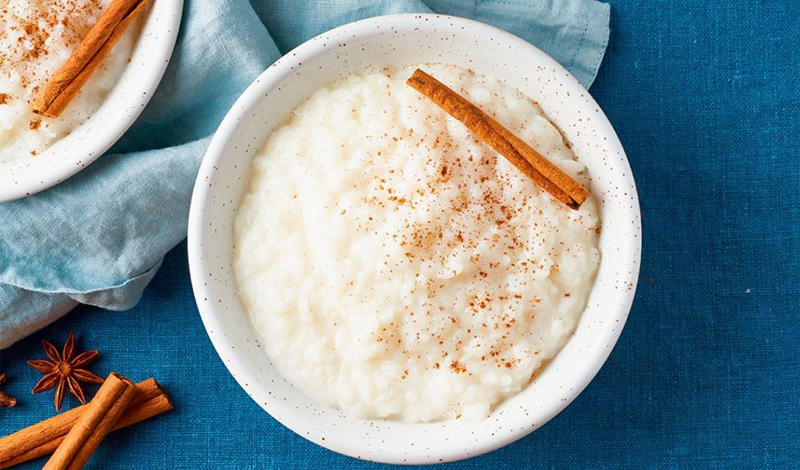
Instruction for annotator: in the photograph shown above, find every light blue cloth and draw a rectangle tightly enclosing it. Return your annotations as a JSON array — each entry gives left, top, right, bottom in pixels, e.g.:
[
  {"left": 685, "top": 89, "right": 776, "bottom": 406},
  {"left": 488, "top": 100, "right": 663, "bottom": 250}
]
[{"left": 0, "top": 0, "right": 610, "bottom": 349}]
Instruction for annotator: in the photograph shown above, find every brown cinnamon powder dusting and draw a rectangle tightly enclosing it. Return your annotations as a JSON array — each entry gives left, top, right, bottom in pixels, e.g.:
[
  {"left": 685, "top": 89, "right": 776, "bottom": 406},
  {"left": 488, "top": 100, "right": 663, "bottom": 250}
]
[
  {"left": 334, "top": 69, "right": 598, "bottom": 383},
  {"left": 1, "top": 0, "right": 105, "bottom": 89},
  {"left": 356, "top": 104, "right": 547, "bottom": 372}
]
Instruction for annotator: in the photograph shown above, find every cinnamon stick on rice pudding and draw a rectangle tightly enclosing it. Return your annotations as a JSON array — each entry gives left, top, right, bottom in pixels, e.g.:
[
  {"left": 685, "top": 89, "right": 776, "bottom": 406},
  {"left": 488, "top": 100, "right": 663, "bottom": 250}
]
[{"left": 0, "top": 0, "right": 144, "bottom": 162}]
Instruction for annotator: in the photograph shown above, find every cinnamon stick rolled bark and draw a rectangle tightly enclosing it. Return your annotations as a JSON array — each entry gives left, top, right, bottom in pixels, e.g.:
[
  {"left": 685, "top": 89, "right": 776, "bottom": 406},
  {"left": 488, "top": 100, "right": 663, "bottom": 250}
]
[
  {"left": 43, "top": 373, "right": 136, "bottom": 470},
  {"left": 0, "top": 378, "right": 172, "bottom": 469},
  {"left": 406, "top": 69, "right": 590, "bottom": 210},
  {"left": 33, "top": 0, "right": 151, "bottom": 118}
]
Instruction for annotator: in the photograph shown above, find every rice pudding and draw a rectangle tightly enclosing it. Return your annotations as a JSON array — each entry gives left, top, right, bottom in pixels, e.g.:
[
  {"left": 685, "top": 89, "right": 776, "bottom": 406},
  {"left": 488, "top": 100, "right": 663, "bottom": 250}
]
[
  {"left": 0, "top": 0, "right": 140, "bottom": 162},
  {"left": 234, "top": 65, "right": 601, "bottom": 422}
]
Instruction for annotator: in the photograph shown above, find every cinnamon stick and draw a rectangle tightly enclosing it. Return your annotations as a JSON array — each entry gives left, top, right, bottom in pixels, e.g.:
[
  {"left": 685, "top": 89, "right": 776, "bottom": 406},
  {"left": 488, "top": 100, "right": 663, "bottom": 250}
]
[
  {"left": 406, "top": 69, "right": 590, "bottom": 210},
  {"left": 33, "top": 0, "right": 151, "bottom": 118},
  {"left": 43, "top": 373, "right": 136, "bottom": 470},
  {"left": 0, "top": 378, "right": 172, "bottom": 469}
]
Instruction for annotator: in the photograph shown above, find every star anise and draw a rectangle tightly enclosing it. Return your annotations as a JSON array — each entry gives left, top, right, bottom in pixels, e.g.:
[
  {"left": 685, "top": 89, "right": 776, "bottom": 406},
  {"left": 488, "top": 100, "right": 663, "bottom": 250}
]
[
  {"left": 27, "top": 332, "right": 104, "bottom": 411},
  {"left": 0, "top": 373, "right": 16, "bottom": 408}
]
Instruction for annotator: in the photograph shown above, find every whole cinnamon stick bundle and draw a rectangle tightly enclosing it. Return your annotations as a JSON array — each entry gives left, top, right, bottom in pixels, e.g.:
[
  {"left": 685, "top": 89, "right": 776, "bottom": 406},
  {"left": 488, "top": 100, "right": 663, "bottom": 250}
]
[
  {"left": 43, "top": 373, "right": 136, "bottom": 470},
  {"left": 0, "top": 378, "right": 172, "bottom": 469},
  {"left": 407, "top": 69, "right": 590, "bottom": 209},
  {"left": 33, "top": 0, "right": 151, "bottom": 118}
]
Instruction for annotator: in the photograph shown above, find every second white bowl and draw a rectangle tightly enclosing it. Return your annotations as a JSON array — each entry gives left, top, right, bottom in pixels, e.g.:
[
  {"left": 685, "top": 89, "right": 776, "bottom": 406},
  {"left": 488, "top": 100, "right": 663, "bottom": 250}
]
[{"left": 0, "top": 0, "right": 183, "bottom": 203}]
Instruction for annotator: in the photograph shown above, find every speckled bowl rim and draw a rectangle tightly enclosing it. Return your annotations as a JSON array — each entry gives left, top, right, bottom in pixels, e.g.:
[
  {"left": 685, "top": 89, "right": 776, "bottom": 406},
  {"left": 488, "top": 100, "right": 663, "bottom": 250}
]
[
  {"left": 189, "top": 14, "right": 641, "bottom": 464},
  {"left": 0, "top": 0, "right": 184, "bottom": 203}
]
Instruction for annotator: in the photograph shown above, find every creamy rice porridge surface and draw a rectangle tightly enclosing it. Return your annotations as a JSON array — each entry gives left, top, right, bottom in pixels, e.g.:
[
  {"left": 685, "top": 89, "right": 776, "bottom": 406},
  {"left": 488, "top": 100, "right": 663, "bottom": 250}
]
[
  {"left": 0, "top": 0, "right": 139, "bottom": 162},
  {"left": 234, "top": 65, "right": 601, "bottom": 422}
]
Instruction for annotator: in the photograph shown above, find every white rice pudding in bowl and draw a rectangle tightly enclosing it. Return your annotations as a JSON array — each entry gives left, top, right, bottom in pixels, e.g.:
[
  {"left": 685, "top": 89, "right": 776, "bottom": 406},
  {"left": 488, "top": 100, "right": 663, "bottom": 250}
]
[
  {"left": 234, "top": 65, "right": 600, "bottom": 423},
  {"left": 0, "top": 0, "right": 140, "bottom": 162}
]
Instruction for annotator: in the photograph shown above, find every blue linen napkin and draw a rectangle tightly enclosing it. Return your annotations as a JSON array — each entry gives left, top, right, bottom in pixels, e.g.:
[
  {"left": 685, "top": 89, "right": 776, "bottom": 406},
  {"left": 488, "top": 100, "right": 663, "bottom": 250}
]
[{"left": 0, "top": 0, "right": 610, "bottom": 349}]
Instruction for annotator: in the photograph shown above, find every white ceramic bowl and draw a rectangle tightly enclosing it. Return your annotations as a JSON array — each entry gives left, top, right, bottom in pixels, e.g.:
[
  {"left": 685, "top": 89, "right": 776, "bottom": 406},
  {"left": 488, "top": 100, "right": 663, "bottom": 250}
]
[
  {"left": 189, "top": 14, "right": 641, "bottom": 464},
  {"left": 0, "top": 0, "right": 183, "bottom": 203}
]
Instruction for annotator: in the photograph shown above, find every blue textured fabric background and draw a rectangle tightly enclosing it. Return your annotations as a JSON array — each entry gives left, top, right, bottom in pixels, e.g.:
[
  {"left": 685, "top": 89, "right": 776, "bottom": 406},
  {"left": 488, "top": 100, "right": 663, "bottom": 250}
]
[{"left": 2, "top": 0, "right": 800, "bottom": 468}]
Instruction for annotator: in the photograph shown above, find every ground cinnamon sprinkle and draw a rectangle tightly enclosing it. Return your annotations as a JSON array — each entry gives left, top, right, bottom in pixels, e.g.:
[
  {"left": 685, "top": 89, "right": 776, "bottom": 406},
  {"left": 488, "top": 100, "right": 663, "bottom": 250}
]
[
  {"left": 0, "top": 93, "right": 9, "bottom": 105},
  {"left": 450, "top": 361, "right": 467, "bottom": 374},
  {"left": 353, "top": 80, "right": 583, "bottom": 375},
  {"left": 0, "top": 0, "right": 105, "bottom": 89}
]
